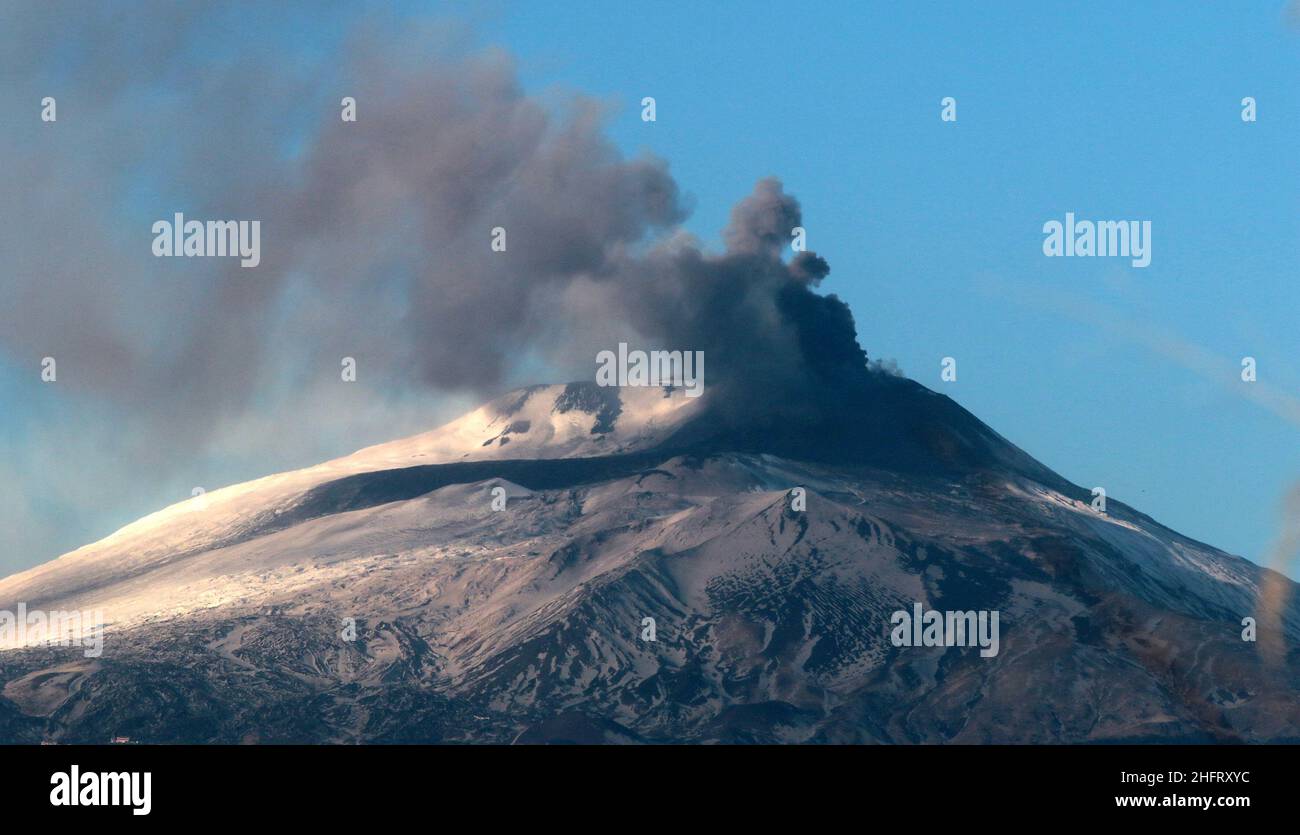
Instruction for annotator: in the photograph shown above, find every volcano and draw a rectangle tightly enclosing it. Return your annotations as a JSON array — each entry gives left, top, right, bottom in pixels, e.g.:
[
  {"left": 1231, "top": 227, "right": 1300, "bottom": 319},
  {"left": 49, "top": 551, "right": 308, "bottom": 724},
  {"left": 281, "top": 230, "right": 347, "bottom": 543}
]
[{"left": 0, "top": 375, "right": 1296, "bottom": 744}]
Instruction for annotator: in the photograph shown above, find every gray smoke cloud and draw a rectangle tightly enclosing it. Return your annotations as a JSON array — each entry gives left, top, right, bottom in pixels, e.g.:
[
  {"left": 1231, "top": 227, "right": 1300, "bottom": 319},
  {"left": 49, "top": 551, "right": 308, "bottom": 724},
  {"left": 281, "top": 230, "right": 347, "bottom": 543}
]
[
  {"left": 270, "top": 64, "right": 864, "bottom": 413},
  {"left": 0, "top": 3, "right": 871, "bottom": 569}
]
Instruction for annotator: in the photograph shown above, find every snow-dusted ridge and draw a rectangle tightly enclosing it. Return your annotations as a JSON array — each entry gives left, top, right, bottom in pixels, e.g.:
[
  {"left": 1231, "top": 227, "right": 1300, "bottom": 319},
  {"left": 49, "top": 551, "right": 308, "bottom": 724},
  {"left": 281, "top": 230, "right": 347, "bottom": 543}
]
[{"left": 0, "top": 383, "right": 701, "bottom": 620}]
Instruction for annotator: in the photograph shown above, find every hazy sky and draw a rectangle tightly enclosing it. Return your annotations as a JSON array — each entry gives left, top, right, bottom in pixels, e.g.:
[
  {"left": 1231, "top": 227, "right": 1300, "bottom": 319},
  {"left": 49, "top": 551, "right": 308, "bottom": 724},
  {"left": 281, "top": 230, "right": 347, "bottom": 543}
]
[{"left": 1, "top": 1, "right": 1297, "bottom": 577}]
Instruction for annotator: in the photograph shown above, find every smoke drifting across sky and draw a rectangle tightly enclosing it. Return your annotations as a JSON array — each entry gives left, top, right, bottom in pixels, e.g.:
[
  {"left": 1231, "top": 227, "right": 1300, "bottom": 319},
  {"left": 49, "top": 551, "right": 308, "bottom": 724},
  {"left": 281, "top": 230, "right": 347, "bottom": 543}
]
[{"left": 0, "top": 3, "right": 869, "bottom": 571}]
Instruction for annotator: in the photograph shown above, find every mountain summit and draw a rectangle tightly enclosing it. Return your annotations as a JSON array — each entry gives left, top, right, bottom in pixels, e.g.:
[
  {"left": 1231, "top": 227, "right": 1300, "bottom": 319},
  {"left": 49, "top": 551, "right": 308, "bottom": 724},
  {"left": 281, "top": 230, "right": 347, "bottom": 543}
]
[{"left": 0, "top": 377, "right": 1296, "bottom": 743}]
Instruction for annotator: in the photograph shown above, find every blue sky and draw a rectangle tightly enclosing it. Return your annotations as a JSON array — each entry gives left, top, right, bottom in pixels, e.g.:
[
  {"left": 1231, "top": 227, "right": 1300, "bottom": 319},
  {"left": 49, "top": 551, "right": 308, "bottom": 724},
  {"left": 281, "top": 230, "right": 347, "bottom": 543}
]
[{"left": 1, "top": 1, "right": 1297, "bottom": 576}]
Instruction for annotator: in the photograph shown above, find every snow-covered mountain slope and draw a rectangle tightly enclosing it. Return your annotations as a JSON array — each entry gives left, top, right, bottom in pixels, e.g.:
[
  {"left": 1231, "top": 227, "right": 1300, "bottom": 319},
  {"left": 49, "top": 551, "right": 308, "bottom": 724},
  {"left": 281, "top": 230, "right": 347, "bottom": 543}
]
[
  {"left": 0, "top": 377, "right": 1296, "bottom": 744},
  {"left": 0, "top": 383, "right": 700, "bottom": 624}
]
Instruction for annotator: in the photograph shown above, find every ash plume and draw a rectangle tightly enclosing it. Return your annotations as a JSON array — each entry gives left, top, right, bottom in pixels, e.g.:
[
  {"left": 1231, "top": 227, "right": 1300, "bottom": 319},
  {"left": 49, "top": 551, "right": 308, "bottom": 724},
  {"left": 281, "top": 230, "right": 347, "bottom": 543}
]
[{"left": 1, "top": 5, "right": 872, "bottom": 440}]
